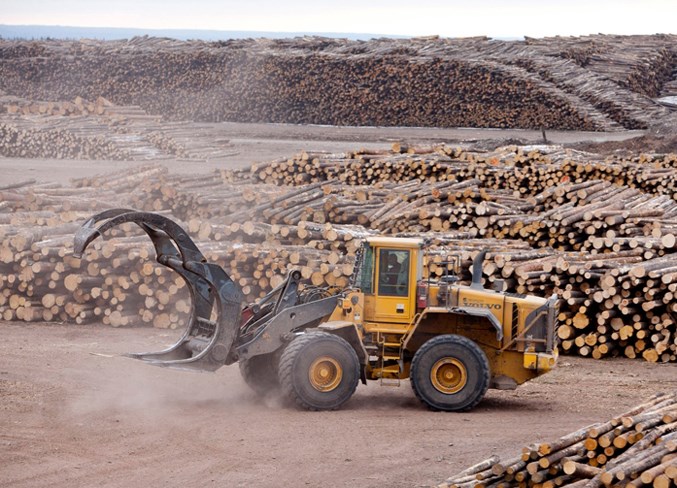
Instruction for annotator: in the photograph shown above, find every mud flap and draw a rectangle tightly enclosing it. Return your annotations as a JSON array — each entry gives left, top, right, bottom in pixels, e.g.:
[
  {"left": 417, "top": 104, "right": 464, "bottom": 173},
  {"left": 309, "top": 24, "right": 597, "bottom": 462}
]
[{"left": 73, "top": 209, "right": 244, "bottom": 371}]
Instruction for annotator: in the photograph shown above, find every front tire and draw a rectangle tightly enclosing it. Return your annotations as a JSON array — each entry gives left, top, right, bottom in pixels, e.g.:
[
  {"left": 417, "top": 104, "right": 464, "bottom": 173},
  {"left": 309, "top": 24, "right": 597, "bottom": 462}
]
[
  {"left": 239, "top": 351, "right": 281, "bottom": 396},
  {"left": 279, "top": 331, "right": 360, "bottom": 411},
  {"left": 410, "top": 334, "right": 490, "bottom": 412}
]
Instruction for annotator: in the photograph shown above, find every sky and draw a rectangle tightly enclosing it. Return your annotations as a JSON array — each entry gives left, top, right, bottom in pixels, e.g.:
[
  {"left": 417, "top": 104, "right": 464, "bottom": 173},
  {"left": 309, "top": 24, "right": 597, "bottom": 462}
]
[{"left": 2, "top": 0, "right": 676, "bottom": 38}]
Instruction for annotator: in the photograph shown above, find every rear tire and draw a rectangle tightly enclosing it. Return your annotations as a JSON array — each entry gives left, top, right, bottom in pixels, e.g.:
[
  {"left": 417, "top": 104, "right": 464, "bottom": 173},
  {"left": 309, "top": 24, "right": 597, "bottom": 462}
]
[
  {"left": 279, "top": 331, "right": 360, "bottom": 411},
  {"left": 410, "top": 334, "right": 490, "bottom": 412},
  {"left": 239, "top": 351, "right": 281, "bottom": 396}
]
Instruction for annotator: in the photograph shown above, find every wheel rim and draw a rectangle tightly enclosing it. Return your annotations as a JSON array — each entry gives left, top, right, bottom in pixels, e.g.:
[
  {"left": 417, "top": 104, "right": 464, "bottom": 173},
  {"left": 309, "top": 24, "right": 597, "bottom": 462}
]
[
  {"left": 430, "top": 357, "right": 467, "bottom": 394},
  {"left": 308, "top": 356, "right": 343, "bottom": 392}
]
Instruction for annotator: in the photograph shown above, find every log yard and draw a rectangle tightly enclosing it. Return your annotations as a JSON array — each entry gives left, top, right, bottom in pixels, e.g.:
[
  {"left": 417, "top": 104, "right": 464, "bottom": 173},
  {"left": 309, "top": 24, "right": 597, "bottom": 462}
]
[{"left": 1, "top": 5, "right": 677, "bottom": 487}]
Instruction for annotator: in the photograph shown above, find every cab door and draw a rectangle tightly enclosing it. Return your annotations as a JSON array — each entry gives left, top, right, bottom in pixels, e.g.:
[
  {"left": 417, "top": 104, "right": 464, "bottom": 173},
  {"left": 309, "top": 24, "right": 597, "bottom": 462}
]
[{"left": 372, "top": 248, "right": 416, "bottom": 324}]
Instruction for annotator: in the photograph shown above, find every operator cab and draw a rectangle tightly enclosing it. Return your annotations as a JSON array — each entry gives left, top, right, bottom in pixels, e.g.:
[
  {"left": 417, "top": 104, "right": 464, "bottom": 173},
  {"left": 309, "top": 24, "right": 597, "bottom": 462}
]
[{"left": 356, "top": 237, "right": 423, "bottom": 325}]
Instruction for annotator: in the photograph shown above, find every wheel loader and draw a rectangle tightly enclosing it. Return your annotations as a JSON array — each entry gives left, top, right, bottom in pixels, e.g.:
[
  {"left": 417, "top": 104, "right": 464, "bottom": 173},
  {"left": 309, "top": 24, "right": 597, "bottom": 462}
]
[{"left": 73, "top": 209, "right": 558, "bottom": 411}]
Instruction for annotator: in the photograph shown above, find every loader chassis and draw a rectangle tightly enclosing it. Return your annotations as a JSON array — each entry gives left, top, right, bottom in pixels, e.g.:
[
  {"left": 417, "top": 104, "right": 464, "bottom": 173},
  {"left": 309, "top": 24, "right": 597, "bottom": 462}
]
[{"left": 74, "top": 210, "right": 558, "bottom": 412}]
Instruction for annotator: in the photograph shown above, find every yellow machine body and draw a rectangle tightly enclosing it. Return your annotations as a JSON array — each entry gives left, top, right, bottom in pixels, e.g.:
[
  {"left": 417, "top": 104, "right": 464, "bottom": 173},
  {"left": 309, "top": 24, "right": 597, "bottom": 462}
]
[{"left": 324, "top": 236, "right": 558, "bottom": 390}]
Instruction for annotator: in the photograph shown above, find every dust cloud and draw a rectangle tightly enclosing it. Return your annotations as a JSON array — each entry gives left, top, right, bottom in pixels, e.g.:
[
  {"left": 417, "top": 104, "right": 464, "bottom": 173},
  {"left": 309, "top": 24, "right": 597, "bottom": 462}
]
[{"left": 64, "top": 354, "right": 254, "bottom": 424}]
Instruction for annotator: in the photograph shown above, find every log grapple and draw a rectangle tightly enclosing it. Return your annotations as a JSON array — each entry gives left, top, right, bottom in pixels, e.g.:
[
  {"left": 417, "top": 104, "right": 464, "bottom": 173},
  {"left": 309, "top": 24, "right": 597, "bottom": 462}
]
[{"left": 73, "top": 209, "right": 337, "bottom": 372}]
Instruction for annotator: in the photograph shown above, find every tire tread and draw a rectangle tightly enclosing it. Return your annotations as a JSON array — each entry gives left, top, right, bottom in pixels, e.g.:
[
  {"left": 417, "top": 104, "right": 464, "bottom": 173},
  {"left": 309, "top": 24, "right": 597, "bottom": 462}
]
[
  {"left": 239, "top": 352, "right": 280, "bottom": 396},
  {"left": 279, "top": 331, "right": 359, "bottom": 411},
  {"left": 410, "top": 334, "right": 490, "bottom": 412}
]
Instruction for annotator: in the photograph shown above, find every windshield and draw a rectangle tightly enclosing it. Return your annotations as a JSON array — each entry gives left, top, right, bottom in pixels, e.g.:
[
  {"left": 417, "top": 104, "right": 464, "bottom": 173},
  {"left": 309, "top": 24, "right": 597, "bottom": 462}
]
[
  {"left": 357, "top": 244, "right": 374, "bottom": 293},
  {"left": 378, "top": 248, "right": 410, "bottom": 297}
]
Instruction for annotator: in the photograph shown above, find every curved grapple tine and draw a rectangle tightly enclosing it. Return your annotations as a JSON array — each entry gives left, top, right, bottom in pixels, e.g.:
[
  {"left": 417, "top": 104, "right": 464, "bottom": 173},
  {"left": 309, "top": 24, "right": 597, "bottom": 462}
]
[
  {"left": 73, "top": 208, "right": 138, "bottom": 259},
  {"left": 74, "top": 209, "right": 244, "bottom": 371}
]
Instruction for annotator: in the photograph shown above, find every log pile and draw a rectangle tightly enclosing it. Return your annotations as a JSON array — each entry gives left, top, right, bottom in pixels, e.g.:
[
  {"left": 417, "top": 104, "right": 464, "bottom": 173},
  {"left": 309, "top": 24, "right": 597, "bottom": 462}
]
[
  {"left": 1, "top": 144, "right": 676, "bottom": 362},
  {"left": 524, "top": 34, "right": 676, "bottom": 98},
  {"left": 222, "top": 146, "right": 677, "bottom": 362},
  {"left": 662, "top": 73, "right": 677, "bottom": 97},
  {"left": 439, "top": 391, "right": 677, "bottom": 488},
  {"left": 1, "top": 34, "right": 675, "bottom": 131},
  {"left": 0, "top": 94, "right": 235, "bottom": 161},
  {"left": 4, "top": 95, "right": 118, "bottom": 118},
  {"left": 0, "top": 119, "right": 135, "bottom": 160},
  {"left": 0, "top": 194, "right": 492, "bottom": 328},
  {"left": 237, "top": 145, "right": 677, "bottom": 203}
]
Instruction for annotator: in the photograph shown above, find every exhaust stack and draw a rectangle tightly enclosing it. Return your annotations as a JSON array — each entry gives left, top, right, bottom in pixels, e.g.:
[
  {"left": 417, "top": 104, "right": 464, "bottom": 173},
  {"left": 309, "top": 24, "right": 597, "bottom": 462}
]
[{"left": 471, "top": 250, "right": 487, "bottom": 290}]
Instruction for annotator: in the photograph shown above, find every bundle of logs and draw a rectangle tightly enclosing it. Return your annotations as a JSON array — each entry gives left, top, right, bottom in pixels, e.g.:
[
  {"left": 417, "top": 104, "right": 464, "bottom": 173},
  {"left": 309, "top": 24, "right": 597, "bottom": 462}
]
[
  {"left": 4, "top": 95, "right": 117, "bottom": 117},
  {"left": 1, "top": 144, "right": 676, "bottom": 362},
  {"left": 524, "top": 35, "right": 676, "bottom": 98},
  {"left": 0, "top": 94, "right": 236, "bottom": 161},
  {"left": 1, "top": 34, "right": 674, "bottom": 131},
  {"left": 235, "top": 145, "right": 677, "bottom": 203},
  {"left": 439, "top": 391, "right": 677, "bottom": 488}
]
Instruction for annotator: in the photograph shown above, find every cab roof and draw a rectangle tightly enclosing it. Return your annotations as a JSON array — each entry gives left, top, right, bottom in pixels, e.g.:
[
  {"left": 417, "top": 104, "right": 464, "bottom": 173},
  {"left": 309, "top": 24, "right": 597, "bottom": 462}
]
[{"left": 365, "top": 236, "right": 423, "bottom": 248}]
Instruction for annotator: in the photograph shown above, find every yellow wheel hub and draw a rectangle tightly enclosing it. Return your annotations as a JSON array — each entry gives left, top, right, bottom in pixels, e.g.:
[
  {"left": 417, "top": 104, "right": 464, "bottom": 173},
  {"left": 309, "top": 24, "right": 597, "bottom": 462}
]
[
  {"left": 309, "top": 356, "right": 343, "bottom": 392},
  {"left": 430, "top": 358, "right": 467, "bottom": 394}
]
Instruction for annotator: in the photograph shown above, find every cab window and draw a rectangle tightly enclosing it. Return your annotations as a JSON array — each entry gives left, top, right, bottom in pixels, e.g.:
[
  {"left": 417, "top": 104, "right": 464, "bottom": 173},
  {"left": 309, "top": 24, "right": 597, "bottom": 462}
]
[{"left": 378, "top": 249, "right": 410, "bottom": 297}]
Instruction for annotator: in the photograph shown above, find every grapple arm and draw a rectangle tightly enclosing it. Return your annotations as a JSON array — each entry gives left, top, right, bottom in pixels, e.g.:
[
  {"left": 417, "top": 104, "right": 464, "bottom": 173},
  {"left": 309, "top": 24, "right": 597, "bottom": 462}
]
[{"left": 73, "top": 209, "right": 244, "bottom": 371}]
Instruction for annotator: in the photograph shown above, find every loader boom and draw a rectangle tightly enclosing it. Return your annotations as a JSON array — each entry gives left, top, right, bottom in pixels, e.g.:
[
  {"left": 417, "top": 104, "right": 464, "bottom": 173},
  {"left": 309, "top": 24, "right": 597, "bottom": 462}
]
[{"left": 73, "top": 209, "right": 339, "bottom": 371}]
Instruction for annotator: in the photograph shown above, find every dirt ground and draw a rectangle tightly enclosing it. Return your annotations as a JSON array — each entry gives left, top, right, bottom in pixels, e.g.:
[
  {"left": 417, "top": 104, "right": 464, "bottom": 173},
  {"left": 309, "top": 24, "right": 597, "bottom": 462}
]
[
  {"left": 1, "top": 122, "right": 674, "bottom": 487},
  {"left": 1, "top": 323, "right": 675, "bottom": 488}
]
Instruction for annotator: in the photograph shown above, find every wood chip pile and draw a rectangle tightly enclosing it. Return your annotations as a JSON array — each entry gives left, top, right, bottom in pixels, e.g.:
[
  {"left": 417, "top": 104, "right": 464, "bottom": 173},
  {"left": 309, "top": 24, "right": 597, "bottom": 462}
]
[
  {"left": 439, "top": 391, "right": 677, "bottom": 488},
  {"left": 1, "top": 34, "right": 675, "bottom": 131}
]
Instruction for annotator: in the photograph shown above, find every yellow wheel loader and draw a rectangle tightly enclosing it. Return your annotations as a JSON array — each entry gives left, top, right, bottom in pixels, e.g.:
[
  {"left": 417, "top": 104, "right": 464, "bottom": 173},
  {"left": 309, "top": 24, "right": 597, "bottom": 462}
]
[{"left": 74, "top": 209, "right": 558, "bottom": 411}]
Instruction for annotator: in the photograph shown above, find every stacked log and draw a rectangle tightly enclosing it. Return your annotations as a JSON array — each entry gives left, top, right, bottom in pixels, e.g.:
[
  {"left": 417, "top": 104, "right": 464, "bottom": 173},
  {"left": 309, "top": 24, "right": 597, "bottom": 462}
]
[
  {"left": 0, "top": 204, "right": 493, "bottom": 328},
  {"left": 1, "top": 144, "right": 676, "bottom": 362},
  {"left": 439, "top": 391, "right": 677, "bottom": 488},
  {"left": 0, "top": 213, "right": 368, "bottom": 327},
  {"left": 235, "top": 145, "right": 677, "bottom": 202},
  {"left": 3, "top": 95, "right": 116, "bottom": 118},
  {"left": 525, "top": 34, "right": 676, "bottom": 98},
  {"left": 0, "top": 119, "right": 133, "bottom": 160},
  {"left": 0, "top": 95, "right": 236, "bottom": 161},
  {"left": 0, "top": 167, "right": 512, "bottom": 324},
  {"left": 221, "top": 146, "right": 677, "bottom": 362},
  {"left": 1, "top": 34, "right": 675, "bottom": 131}
]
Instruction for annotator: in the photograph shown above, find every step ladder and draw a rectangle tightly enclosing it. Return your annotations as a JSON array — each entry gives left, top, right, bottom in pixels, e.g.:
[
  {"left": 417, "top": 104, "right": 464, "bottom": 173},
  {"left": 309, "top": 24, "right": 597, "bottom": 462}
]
[{"left": 378, "top": 333, "right": 403, "bottom": 387}]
